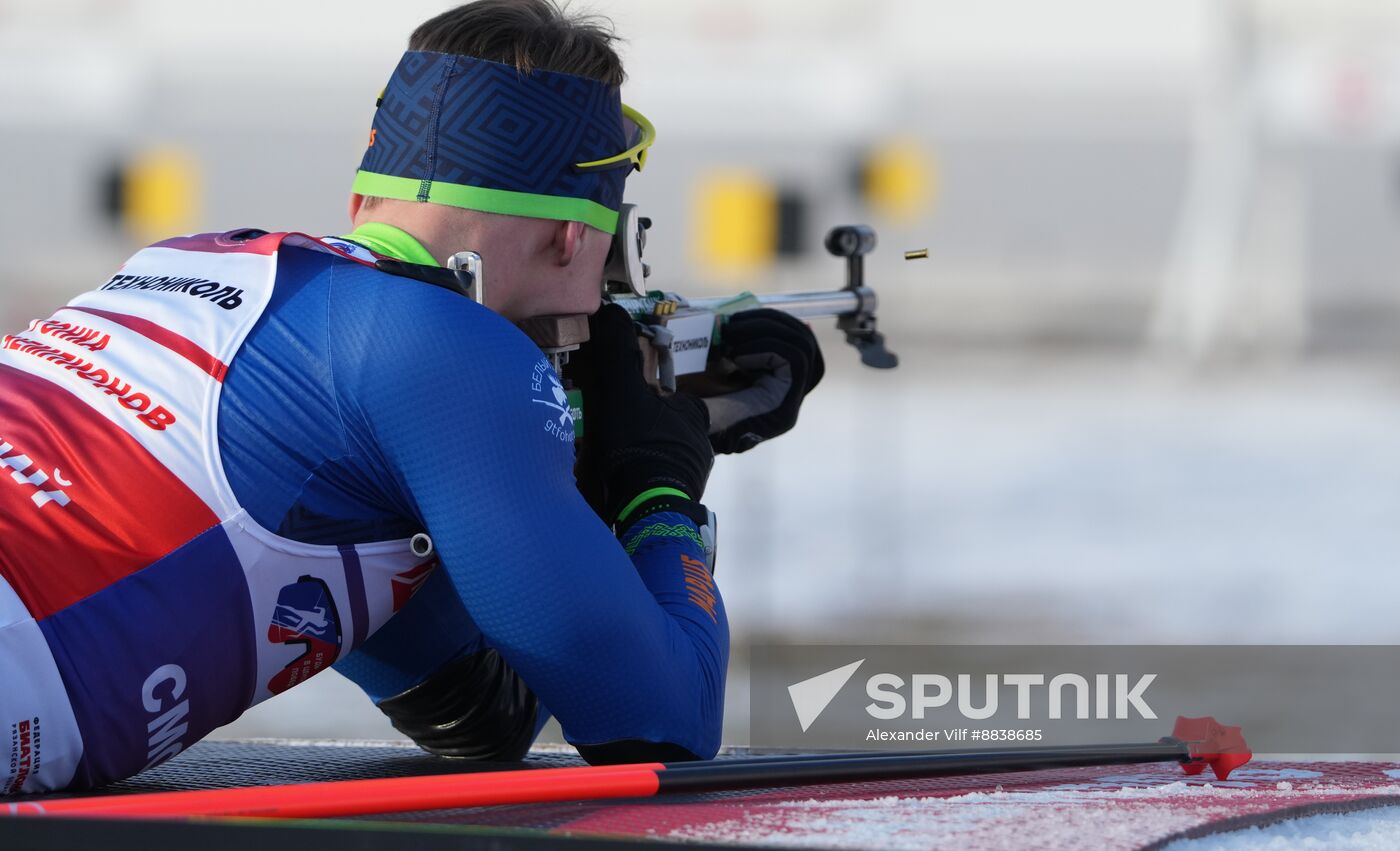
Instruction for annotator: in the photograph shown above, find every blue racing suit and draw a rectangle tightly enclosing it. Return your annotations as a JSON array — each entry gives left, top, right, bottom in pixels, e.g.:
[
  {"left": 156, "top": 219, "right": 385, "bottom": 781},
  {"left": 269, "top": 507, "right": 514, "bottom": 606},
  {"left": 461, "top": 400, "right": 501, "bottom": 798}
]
[{"left": 221, "top": 229, "right": 728, "bottom": 758}]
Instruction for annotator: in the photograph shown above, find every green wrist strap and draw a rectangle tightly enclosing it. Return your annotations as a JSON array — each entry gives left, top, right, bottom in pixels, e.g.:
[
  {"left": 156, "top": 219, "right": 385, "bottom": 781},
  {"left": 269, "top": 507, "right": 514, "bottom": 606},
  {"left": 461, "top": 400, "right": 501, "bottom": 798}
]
[{"left": 615, "top": 487, "right": 690, "bottom": 526}]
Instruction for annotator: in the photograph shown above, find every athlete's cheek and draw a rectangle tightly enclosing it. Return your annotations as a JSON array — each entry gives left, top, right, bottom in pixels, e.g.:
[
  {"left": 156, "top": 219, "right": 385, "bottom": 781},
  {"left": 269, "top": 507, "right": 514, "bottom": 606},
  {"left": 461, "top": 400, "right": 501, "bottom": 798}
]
[{"left": 559, "top": 279, "right": 603, "bottom": 315}]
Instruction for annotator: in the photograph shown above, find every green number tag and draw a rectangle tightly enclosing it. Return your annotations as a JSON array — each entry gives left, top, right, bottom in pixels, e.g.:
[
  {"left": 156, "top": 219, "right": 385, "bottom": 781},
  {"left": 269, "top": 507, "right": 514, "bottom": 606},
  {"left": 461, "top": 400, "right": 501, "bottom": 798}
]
[{"left": 566, "top": 388, "right": 584, "bottom": 438}]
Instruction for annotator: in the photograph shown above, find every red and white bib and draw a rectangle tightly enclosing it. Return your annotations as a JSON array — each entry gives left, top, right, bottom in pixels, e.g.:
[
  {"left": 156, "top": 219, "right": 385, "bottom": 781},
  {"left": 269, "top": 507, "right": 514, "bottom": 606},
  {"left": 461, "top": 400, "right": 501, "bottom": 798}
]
[{"left": 0, "top": 231, "right": 434, "bottom": 793}]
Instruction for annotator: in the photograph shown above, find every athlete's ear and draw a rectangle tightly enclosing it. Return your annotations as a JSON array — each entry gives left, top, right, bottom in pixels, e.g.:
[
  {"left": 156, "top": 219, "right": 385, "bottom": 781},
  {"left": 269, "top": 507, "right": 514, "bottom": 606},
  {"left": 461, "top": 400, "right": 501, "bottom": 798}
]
[
  {"left": 553, "top": 220, "right": 587, "bottom": 267},
  {"left": 348, "top": 193, "right": 365, "bottom": 223}
]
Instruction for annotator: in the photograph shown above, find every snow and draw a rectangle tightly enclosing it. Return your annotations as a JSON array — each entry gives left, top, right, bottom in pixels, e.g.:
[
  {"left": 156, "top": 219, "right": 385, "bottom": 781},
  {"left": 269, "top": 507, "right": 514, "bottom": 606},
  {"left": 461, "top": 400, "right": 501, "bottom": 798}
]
[
  {"left": 1166, "top": 806, "right": 1400, "bottom": 850},
  {"left": 708, "top": 351, "right": 1400, "bottom": 646},
  {"left": 665, "top": 765, "right": 1400, "bottom": 851},
  {"left": 670, "top": 792, "right": 1400, "bottom": 851},
  {"left": 668, "top": 790, "right": 1229, "bottom": 850}
]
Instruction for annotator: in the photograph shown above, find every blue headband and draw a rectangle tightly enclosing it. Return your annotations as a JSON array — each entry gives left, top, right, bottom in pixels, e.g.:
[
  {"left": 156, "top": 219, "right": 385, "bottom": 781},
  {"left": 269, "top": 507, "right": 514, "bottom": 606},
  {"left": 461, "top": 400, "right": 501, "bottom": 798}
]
[{"left": 354, "top": 51, "right": 631, "bottom": 233}]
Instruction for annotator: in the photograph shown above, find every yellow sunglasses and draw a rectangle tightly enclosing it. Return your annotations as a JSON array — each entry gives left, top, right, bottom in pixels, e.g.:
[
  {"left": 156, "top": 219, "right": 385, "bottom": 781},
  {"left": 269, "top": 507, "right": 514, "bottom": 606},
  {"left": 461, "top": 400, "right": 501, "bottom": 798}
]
[{"left": 574, "top": 104, "right": 655, "bottom": 174}]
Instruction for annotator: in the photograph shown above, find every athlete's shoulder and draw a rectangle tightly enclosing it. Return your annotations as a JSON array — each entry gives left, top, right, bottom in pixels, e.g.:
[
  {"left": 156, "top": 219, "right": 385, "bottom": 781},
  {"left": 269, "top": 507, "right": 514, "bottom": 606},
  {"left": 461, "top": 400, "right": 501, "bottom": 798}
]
[
  {"left": 130, "top": 229, "right": 357, "bottom": 296},
  {"left": 145, "top": 229, "right": 389, "bottom": 275},
  {"left": 319, "top": 260, "right": 562, "bottom": 433},
  {"left": 325, "top": 267, "right": 579, "bottom": 466},
  {"left": 331, "top": 265, "right": 533, "bottom": 358}
]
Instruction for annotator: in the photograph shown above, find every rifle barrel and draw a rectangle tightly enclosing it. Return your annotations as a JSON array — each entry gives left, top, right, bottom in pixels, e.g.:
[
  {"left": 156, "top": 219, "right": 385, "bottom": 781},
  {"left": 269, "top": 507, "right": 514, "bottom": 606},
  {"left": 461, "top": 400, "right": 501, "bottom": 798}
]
[{"left": 686, "top": 287, "right": 875, "bottom": 320}]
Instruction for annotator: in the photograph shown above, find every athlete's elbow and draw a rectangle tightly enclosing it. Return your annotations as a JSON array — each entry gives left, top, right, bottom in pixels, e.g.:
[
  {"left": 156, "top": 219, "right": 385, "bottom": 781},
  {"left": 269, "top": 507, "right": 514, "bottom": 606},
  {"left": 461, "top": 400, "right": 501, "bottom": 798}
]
[
  {"left": 576, "top": 739, "right": 704, "bottom": 765},
  {"left": 569, "top": 676, "right": 725, "bottom": 765},
  {"left": 575, "top": 713, "right": 722, "bottom": 765}
]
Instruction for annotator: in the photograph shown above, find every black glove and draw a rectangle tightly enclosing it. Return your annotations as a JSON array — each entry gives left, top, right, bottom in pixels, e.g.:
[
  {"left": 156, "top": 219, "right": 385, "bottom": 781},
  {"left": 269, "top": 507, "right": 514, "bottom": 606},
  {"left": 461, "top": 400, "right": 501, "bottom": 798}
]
[
  {"left": 703, "top": 309, "right": 825, "bottom": 454},
  {"left": 571, "top": 303, "right": 714, "bottom": 527}
]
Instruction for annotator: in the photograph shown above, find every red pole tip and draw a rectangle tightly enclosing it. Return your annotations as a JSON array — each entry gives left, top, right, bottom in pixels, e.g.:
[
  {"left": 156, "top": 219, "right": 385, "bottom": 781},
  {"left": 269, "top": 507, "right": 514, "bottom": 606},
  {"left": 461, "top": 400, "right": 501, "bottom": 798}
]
[
  {"left": 1172, "top": 715, "right": 1252, "bottom": 781},
  {"left": 1205, "top": 752, "right": 1253, "bottom": 781}
]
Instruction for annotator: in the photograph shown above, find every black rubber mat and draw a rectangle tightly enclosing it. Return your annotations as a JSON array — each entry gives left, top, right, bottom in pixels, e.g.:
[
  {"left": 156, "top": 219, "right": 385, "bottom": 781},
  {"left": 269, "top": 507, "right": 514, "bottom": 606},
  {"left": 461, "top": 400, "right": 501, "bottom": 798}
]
[
  {"left": 0, "top": 815, "right": 696, "bottom": 850},
  {"left": 32, "top": 740, "right": 587, "bottom": 798},
  {"left": 5, "top": 743, "right": 762, "bottom": 849}
]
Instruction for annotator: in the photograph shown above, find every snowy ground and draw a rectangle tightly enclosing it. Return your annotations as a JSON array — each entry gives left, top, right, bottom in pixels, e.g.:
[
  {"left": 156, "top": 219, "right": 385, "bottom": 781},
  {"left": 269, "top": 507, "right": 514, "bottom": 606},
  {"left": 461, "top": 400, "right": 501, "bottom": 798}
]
[
  {"left": 1168, "top": 806, "right": 1400, "bottom": 850},
  {"left": 708, "top": 339, "right": 1400, "bottom": 647},
  {"left": 666, "top": 788, "right": 1400, "bottom": 851},
  {"left": 651, "top": 763, "right": 1400, "bottom": 850}
]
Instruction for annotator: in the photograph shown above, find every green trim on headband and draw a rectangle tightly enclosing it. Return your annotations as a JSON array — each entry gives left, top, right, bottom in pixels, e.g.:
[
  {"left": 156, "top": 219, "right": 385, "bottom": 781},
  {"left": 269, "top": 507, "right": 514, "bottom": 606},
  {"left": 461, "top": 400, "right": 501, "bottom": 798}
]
[
  {"left": 342, "top": 222, "right": 441, "bottom": 267},
  {"left": 353, "top": 171, "right": 620, "bottom": 234}
]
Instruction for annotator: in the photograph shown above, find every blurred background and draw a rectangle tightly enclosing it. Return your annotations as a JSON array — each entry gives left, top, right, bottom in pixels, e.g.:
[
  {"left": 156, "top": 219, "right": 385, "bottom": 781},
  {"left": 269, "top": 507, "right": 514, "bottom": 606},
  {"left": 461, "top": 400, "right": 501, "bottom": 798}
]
[{"left": 5, "top": 0, "right": 1400, "bottom": 745}]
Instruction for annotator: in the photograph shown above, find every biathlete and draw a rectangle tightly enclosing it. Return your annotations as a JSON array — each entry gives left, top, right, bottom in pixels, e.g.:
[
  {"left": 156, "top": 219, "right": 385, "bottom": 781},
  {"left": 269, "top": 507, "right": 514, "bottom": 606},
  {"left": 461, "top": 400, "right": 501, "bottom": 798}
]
[{"left": 0, "top": 0, "right": 822, "bottom": 794}]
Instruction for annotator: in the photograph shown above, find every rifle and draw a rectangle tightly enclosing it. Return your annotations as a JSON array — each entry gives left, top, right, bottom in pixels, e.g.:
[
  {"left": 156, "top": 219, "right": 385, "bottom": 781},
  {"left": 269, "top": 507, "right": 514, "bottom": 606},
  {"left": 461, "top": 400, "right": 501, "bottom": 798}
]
[{"left": 515, "top": 204, "right": 900, "bottom": 394}]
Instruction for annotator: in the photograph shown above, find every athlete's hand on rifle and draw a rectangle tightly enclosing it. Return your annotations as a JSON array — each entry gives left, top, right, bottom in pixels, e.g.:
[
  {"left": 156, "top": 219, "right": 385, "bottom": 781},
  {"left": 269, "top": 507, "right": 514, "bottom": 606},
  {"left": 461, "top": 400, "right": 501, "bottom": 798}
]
[
  {"left": 701, "top": 309, "right": 825, "bottom": 454},
  {"left": 572, "top": 303, "right": 713, "bottom": 526}
]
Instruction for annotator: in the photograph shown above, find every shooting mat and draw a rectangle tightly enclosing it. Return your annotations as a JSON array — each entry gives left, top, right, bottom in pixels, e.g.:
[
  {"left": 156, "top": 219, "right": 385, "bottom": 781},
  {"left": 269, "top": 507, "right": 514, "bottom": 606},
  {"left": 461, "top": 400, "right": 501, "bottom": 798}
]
[{"left": 5, "top": 741, "right": 1400, "bottom": 850}]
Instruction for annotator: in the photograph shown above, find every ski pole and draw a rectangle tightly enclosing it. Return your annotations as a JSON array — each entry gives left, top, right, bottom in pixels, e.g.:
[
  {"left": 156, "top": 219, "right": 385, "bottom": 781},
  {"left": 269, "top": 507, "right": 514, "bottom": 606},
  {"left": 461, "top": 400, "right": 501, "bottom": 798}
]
[{"left": 3, "top": 715, "right": 1248, "bottom": 821}]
